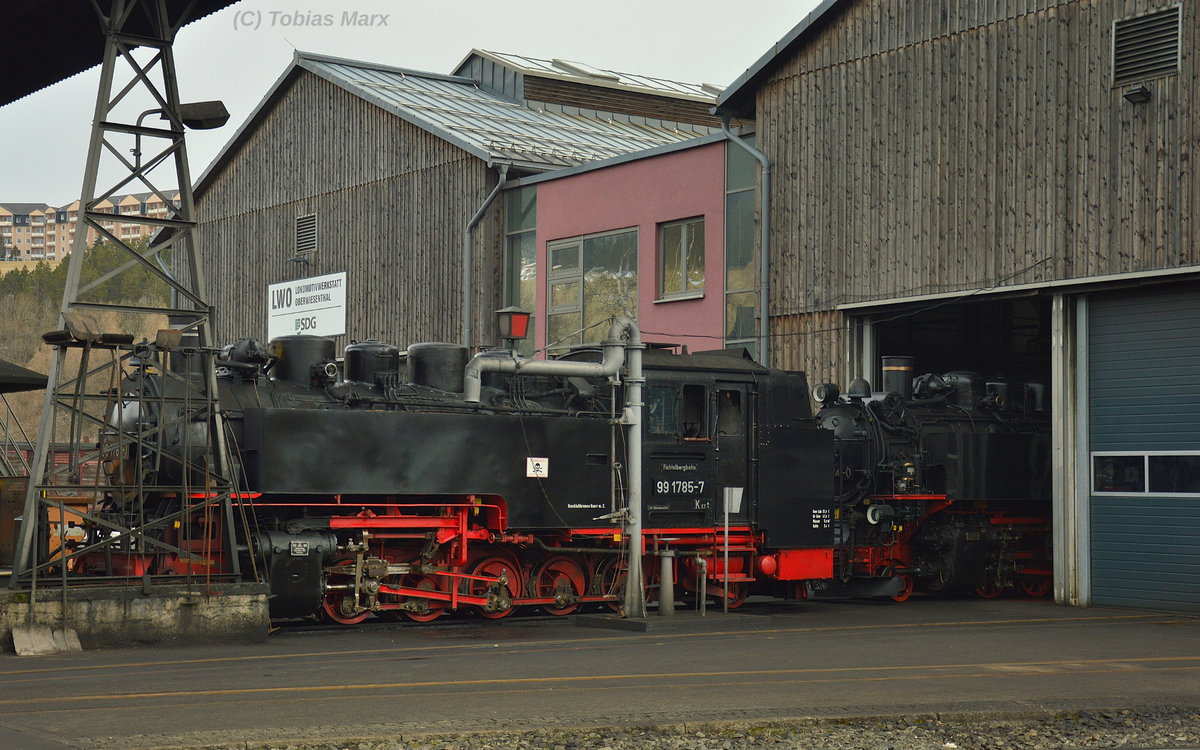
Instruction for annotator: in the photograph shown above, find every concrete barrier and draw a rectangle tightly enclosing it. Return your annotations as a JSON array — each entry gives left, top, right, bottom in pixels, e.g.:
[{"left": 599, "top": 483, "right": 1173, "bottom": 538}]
[{"left": 2, "top": 582, "right": 270, "bottom": 651}]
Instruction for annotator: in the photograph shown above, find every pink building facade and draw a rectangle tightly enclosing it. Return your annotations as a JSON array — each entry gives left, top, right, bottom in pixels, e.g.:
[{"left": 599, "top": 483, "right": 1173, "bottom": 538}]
[{"left": 505, "top": 133, "right": 757, "bottom": 358}]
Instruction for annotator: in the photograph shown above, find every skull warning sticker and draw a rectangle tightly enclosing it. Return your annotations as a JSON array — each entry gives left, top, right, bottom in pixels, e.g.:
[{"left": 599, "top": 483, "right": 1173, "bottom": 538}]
[{"left": 527, "top": 457, "right": 549, "bottom": 478}]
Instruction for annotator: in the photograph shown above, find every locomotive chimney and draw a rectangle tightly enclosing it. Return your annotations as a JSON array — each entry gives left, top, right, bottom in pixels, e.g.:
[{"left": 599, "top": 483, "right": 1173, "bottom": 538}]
[{"left": 881, "top": 356, "right": 914, "bottom": 401}]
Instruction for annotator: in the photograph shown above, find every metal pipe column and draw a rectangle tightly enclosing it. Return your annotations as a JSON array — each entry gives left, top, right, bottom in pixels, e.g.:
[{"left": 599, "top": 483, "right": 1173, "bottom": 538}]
[{"left": 622, "top": 327, "right": 646, "bottom": 618}]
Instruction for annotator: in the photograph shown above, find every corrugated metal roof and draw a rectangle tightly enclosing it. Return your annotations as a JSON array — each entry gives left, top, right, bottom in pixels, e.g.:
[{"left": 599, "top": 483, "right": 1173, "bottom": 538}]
[
  {"left": 466, "top": 50, "right": 721, "bottom": 102},
  {"left": 299, "top": 53, "right": 703, "bottom": 171}
]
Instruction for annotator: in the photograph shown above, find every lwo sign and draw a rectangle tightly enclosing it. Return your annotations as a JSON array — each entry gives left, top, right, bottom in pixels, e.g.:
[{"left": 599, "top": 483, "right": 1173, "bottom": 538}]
[{"left": 267, "top": 271, "right": 347, "bottom": 340}]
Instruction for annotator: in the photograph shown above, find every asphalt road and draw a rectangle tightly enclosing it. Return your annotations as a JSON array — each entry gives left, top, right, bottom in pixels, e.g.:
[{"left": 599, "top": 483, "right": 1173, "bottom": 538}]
[{"left": 0, "top": 598, "right": 1197, "bottom": 749}]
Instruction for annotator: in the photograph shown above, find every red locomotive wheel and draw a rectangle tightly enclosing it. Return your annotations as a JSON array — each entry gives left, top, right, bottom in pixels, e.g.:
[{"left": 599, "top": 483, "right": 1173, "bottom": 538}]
[
  {"left": 465, "top": 556, "right": 522, "bottom": 619},
  {"left": 534, "top": 555, "right": 587, "bottom": 615},
  {"left": 595, "top": 556, "right": 629, "bottom": 613},
  {"left": 976, "top": 579, "right": 1006, "bottom": 599},
  {"left": 401, "top": 573, "right": 448, "bottom": 623},
  {"left": 883, "top": 560, "right": 915, "bottom": 603},
  {"left": 723, "top": 581, "right": 748, "bottom": 609},
  {"left": 1019, "top": 577, "right": 1052, "bottom": 599},
  {"left": 321, "top": 557, "right": 371, "bottom": 625}
]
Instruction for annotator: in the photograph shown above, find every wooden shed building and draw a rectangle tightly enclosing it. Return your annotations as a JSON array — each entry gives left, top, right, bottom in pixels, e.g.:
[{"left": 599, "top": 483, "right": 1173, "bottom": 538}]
[
  {"left": 191, "top": 49, "right": 719, "bottom": 349},
  {"left": 717, "top": 0, "right": 1199, "bottom": 611}
]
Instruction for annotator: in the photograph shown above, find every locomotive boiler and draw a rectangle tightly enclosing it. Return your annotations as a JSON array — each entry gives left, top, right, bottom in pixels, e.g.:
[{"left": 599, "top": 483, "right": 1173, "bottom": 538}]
[
  {"left": 813, "top": 357, "right": 1053, "bottom": 600},
  {"left": 80, "top": 323, "right": 836, "bottom": 622}
]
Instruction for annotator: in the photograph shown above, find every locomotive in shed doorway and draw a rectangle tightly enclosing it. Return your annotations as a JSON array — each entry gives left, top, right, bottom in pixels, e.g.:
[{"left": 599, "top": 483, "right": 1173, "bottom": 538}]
[{"left": 814, "top": 356, "right": 1053, "bottom": 601}]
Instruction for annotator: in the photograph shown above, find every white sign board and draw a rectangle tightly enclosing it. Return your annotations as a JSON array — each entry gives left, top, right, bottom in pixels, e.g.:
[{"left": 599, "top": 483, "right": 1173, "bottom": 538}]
[
  {"left": 267, "top": 271, "right": 347, "bottom": 340},
  {"left": 723, "top": 486, "right": 744, "bottom": 514}
]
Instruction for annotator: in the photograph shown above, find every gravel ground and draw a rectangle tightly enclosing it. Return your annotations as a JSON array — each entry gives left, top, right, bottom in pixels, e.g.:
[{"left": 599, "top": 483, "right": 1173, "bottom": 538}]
[{"left": 187, "top": 708, "right": 1200, "bottom": 750}]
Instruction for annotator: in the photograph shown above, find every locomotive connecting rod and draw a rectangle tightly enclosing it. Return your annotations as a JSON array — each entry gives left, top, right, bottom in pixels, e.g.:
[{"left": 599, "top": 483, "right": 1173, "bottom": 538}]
[{"left": 462, "top": 318, "right": 647, "bottom": 618}]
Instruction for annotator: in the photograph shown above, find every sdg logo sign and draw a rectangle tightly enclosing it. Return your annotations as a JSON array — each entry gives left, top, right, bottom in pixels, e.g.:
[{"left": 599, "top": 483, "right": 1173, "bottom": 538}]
[{"left": 267, "top": 271, "right": 347, "bottom": 340}]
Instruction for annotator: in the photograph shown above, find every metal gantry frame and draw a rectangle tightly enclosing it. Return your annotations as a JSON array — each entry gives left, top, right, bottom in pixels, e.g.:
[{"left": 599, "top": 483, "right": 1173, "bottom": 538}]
[
  {"left": 1, "top": 394, "right": 34, "bottom": 477},
  {"left": 11, "top": 0, "right": 242, "bottom": 598}
]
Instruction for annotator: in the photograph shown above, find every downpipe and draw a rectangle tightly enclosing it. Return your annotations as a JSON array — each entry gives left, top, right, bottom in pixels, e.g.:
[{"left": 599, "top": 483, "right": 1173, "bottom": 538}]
[{"left": 463, "top": 318, "right": 647, "bottom": 618}]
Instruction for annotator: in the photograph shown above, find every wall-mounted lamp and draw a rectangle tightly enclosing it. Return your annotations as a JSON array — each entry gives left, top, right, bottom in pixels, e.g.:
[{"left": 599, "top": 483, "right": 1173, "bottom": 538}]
[
  {"left": 287, "top": 255, "right": 310, "bottom": 264},
  {"left": 1122, "top": 85, "right": 1151, "bottom": 104}
]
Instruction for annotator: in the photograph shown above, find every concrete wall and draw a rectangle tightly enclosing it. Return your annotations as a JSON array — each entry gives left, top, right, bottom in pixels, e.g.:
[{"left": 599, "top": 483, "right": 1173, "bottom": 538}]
[{"left": 1, "top": 583, "right": 270, "bottom": 650}]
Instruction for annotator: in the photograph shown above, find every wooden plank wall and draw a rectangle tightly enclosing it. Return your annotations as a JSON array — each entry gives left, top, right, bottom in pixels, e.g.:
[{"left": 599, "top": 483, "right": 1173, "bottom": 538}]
[
  {"left": 195, "top": 72, "right": 503, "bottom": 350},
  {"left": 758, "top": 0, "right": 1197, "bottom": 380},
  {"left": 774, "top": 310, "right": 845, "bottom": 388}
]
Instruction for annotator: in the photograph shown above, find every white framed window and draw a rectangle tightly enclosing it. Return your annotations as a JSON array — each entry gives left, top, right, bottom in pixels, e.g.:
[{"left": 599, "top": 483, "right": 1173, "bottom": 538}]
[
  {"left": 546, "top": 228, "right": 638, "bottom": 349},
  {"left": 658, "top": 217, "right": 704, "bottom": 300},
  {"left": 1092, "top": 451, "right": 1200, "bottom": 496}
]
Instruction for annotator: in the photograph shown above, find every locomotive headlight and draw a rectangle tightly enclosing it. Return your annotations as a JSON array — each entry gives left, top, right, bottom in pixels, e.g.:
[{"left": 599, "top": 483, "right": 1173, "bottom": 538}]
[{"left": 813, "top": 382, "right": 840, "bottom": 404}]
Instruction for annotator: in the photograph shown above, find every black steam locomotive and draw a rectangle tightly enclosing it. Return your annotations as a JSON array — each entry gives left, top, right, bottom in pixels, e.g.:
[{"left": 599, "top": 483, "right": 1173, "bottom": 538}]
[
  {"left": 86, "top": 331, "right": 834, "bottom": 621},
  {"left": 75, "top": 333, "right": 1051, "bottom": 623},
  {"left": 816, "top": 359, "right": 1052, "bottom": 600}
]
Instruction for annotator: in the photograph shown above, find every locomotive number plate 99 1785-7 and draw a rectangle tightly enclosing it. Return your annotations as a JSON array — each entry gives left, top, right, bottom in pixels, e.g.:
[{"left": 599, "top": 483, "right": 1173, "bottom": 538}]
[{"left": 655, "top": 480, "right": 706, "bottom": 495}]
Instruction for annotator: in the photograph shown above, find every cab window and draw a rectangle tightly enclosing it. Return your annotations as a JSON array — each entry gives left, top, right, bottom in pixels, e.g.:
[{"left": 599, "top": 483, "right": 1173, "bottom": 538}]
[
  {"left": 681, "top": 384, "right": 707, "bottom": 440},
  {"left": 646, "top": 385, "right": 679, "bottom": 437},
  {"left": 717, "top": 389, "right": 744, "bottom": 436}
]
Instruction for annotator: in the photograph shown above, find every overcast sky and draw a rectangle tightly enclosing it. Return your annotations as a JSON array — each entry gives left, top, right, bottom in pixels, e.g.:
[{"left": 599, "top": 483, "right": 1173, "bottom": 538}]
[{"left": 0, "top": 0, "right": 819, "bottom": 206}]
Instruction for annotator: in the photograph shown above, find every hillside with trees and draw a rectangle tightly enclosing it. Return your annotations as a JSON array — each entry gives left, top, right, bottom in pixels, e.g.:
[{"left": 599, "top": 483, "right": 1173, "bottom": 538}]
[{"left": 0, "top": 238, "right": 171, "bottom": 442}]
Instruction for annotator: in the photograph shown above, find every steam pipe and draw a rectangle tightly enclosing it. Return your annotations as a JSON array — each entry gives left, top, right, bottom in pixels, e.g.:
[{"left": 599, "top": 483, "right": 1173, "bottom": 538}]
[
  {"left": 463, "top": 164, "right": 509, "bottom": 352},
  {"left": 463, "top": 318, "right": 647, "bottom": 618},
  {"left": 464, "top": 319, "right": 631, "bottom": 404},
  {"left": 720, "top": 114, "right": 770, "bottom": 364}
]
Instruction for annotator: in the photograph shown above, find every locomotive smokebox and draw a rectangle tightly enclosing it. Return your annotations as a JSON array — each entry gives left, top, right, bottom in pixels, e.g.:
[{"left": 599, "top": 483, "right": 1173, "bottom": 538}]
[
  {"left": 345, "top": 339, "right": 401, "bottom": 384},
  {"left": 881, "top": 356, "right": 914, "bottom": 400},
  {"left": 407, "top": 342, "right": 469, "bottom": 393},
  {"left": 271, "top": 335, "right": 336, "bottom": 386}
]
